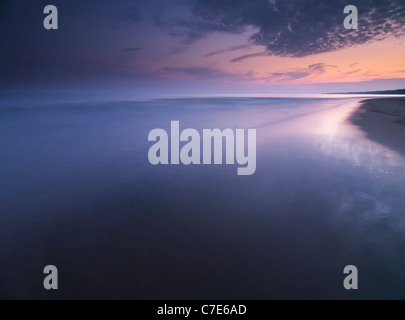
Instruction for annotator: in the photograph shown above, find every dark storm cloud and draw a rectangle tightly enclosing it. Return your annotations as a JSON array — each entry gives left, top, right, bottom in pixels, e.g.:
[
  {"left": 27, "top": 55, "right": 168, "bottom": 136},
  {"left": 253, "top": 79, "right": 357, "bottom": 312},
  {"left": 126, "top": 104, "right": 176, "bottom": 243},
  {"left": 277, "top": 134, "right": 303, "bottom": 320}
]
[{"left": 161, "top": 0, "right": 405, "bottom": 58}]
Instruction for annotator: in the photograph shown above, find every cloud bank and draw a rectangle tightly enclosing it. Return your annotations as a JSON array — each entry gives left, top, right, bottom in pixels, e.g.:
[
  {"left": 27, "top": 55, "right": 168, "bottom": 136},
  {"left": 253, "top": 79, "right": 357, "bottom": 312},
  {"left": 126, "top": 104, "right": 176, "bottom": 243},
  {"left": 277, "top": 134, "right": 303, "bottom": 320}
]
[{"left": 160, "top": 0, "right": 405, "bottom": 58}]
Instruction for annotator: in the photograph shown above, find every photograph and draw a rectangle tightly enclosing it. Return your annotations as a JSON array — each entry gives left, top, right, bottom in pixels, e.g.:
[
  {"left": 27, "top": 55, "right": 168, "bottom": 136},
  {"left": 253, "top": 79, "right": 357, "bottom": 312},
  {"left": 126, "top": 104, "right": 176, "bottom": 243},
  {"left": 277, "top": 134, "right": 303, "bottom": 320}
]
[{"left": 1, "top": 0, "right": 405, "bottom": 303}]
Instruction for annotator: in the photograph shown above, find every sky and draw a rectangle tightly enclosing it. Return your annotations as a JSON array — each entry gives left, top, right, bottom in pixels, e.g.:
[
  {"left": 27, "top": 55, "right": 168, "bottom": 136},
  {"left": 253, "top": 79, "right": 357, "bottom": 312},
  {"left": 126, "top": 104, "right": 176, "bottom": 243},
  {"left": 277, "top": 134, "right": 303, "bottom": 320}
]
[{"left": 1, "top": 0, "right": 405, "bottom": 95}]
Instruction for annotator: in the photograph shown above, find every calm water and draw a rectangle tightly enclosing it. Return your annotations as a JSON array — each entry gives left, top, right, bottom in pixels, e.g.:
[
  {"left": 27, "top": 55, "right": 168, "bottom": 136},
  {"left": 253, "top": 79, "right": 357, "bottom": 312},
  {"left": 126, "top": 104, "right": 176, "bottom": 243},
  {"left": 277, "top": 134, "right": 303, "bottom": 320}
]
[{"left": 1, "top": 96, "right": 405, "bottom": 299}]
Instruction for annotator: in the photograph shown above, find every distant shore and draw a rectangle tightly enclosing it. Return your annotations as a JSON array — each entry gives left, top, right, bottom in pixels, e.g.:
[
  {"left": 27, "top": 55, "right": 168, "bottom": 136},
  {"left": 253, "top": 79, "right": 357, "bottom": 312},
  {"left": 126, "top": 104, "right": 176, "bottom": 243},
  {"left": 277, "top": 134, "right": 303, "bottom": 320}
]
[
  {"left": 329, "top": 88, "right": 405, "bottom": 95},
  {"left": 350, "top": 97, "right": 405, "bottom": 157}
]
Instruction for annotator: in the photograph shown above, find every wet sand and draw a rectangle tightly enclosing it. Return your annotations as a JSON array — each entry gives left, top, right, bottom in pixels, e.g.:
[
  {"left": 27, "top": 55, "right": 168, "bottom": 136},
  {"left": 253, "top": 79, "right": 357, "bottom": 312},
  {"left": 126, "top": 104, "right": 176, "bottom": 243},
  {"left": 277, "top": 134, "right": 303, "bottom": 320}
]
[{"left": 350, "top": 98, "right": 405, "bottom": 157}]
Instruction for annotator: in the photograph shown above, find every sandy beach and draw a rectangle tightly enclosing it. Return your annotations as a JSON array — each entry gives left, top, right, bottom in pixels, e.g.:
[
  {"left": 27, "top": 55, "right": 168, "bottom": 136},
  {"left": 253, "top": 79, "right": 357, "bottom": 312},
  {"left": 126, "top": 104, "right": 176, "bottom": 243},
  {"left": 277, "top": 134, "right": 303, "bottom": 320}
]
[{"left": 351, "top": 98, "right": 405, "bottom": 157}]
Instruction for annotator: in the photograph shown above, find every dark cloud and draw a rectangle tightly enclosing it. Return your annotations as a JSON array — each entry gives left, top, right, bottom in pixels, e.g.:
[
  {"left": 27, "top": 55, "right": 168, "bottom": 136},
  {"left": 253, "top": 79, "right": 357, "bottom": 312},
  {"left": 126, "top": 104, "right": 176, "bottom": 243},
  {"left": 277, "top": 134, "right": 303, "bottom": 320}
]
[
  {"left": 161, "top": 62, "right": 338, "bottom": 81},
  {"left": 269, "top": 63, "right": 337, "bottom": 80},
  {"left": 231, "top": 52, "right": 268, "bottom": 62},
  {"left": 122, "top": 47, "right": 142, "bottom": 53},
  {"left": 308, "top": 63, "right": 338, "bottom": 73},
  {"left": 205, "top": 44, "right": 253, "bottom": 57},
  {"left": 161, "top": 0, "right": 405, "bottom": 58},
  {"left": 271, "top": 72, "right": 309, "bottom": 80}
]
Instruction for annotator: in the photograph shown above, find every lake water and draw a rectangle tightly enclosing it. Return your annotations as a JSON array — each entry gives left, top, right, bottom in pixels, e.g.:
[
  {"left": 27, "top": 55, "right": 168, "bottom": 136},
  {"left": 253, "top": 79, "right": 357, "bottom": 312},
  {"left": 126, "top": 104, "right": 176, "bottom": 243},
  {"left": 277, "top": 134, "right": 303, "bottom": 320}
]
[{"left": 1, "top": 95, "right": 405, "bottom": 299}]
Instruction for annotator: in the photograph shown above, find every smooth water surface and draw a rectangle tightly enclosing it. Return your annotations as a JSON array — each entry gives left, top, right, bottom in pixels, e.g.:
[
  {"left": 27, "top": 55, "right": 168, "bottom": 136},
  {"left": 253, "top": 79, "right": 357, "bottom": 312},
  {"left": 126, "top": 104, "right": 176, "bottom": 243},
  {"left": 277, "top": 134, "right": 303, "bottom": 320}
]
[{"left": 1, "top": 96, "right": 405, "bottom": 299}]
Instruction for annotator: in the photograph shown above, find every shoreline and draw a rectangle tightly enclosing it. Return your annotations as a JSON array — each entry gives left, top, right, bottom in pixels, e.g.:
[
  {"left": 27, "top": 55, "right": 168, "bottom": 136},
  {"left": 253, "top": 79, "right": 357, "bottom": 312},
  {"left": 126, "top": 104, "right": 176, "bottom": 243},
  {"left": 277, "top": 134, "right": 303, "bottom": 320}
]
[{"left": 350, "top": 97, "right": 405, "bottom": 157}]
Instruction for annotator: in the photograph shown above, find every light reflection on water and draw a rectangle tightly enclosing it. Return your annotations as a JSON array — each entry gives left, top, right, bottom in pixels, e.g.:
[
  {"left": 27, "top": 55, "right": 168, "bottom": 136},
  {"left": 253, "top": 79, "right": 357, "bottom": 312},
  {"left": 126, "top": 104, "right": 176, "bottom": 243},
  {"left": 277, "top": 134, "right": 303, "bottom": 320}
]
[{"left": 0, "top": 96, "right": 405, "bottom": 299}]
